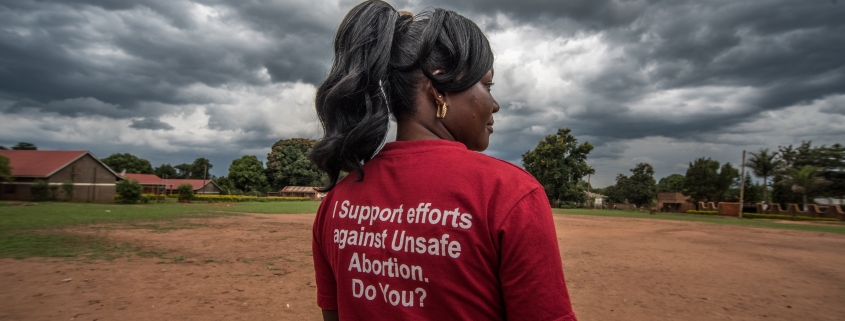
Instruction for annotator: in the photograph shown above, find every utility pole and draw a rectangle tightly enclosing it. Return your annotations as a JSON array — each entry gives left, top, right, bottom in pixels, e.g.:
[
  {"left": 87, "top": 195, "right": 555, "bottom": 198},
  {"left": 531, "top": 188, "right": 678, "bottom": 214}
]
[{"left": 739, "top": 150, "right": 746, "bottom": 219}]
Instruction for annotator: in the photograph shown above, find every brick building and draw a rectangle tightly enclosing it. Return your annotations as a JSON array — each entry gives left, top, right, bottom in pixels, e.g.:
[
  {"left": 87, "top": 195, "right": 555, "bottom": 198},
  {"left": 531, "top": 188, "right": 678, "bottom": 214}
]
[{"left": 0, "top": 150, "right": 121, "bottom": 202}]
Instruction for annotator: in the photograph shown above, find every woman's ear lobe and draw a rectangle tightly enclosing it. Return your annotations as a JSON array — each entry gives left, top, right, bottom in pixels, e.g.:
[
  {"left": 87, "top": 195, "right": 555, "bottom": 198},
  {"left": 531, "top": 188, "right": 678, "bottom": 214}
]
[{"left": 428, "top": 85, "right": 445, "bottom": 105}]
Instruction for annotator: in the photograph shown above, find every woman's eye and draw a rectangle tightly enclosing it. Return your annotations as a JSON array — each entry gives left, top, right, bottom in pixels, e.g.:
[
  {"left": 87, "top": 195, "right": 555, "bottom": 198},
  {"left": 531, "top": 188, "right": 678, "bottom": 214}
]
[{"left": 486, "top": 82, "right": 495, "bottom": 91}]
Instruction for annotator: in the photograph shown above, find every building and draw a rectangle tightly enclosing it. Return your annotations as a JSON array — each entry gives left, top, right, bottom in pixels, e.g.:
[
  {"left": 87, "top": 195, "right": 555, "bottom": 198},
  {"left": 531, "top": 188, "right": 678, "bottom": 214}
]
[
  {"left": 164, "top": 179, "right": 221, "bottom": 195},
  {"left": 0, "top": 150, "right": 121, "bottom": 202},
  {"left": 585, "top": 191, "right": 606, "bottom": 209},
  {"left": 656, "top": 192, "right": 696, "bottom": 213},
  {"left": 280, "top": 186, "right": 325, "bottom": 200},
  {"left": 118, "top": 173, "right": 221, "bottom": 195},
  {"left": 121, "top": 173, "right": 166, "bottom": 194}
]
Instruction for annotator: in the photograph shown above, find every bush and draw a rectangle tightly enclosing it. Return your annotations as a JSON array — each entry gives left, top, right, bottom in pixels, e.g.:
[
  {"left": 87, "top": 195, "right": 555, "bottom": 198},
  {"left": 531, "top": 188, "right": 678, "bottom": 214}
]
[
  {"left": 742, "top": 213, "right": 838, "bottom": 222},
  {"left": 116, "top": 179, "right": 143, "bottom": 204},
  {"left": 177, "top": 183, "right": 194, "bottom": 202},
  {"left": 192, "top": 195, "right": 310, "bottom": 203},
  {"left": 61, "top": 181, "right": 74, "bottom": 201},
  {"left": 686, "top": 210, "right": 719, "bottom": 215},
  {"left": 30, "top": 179, "right": 49, "bottom": 201},
  {"left": 140, "top": 195, "right": 151, "bottom": 204},
  {"left": 141, "top": 194, "right": 166, "bottom": 202}
]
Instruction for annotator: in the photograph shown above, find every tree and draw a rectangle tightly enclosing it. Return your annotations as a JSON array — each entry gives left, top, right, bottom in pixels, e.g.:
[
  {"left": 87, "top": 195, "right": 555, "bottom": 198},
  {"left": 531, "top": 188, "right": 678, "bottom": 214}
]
[
  {"left": 741, "top": 172, "right": 762, "bottom": 203},
  {"left": 214, "top": 176, "right": 236, "bottom": 194},
  {"left": 746, "top": 148, "right": 780, "bottom": 206},
  {"left": 116, "top": 179, "right": 143, "bottom": 203},
  {"left": 177, "top": 183, "right": 194, "bottom": 202},
  {"left": 266, "top": 138, "right": 324, "bottom": 189},
  {"left": 174, "top": 163, "right": 192, "bottom": 178},
  {"left": 617, "top": 163, "right": 657, "bottom": 208},
  {"left": 228, "top": 155, "right": 268, "bottom": 192},
  {"left": 154, "top": 164, "right": 178, "bottom": 178},
  {"left": 682, "top": 158, "right": 739, "bottom": 208},
  {"left": 0, "top": 155, "right": 12, "bottom": 183},
  {"left": 187, "top": 158, "right": 213, "bottom": 179},
  {"left": 776, "top": 142, "right": 844, "bottom": 203},
  {"left": 0, "top": 145, "right": 7, "bottom": 150},
  {"left": 522, "top": 128, "right": 595, "bottom": 207},
  {"left": 781, "top": 166, "right": 828, "bottom": 212},
  {"left": 102, "top": 153, "right": 154, "bottom": 174},
  {"left": 604, "top": 183, "right": 627, "bottom": 204},
  {"left": 657, "top": 174, "right": 685, "bottom": 193},
  {"left": 11, "top": 142, "right": 37, "bottom": 150}
]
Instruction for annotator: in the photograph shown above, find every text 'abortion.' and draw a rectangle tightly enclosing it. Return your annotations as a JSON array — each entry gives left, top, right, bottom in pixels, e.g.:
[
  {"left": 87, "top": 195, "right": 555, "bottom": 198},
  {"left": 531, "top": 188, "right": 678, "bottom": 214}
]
[{"left": 330, "top": 199, "right": 476, "bottom": 308}]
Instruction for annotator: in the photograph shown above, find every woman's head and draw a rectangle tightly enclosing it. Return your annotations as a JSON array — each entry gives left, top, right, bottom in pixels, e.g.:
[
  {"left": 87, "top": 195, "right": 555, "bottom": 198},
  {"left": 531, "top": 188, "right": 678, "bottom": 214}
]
[{"left": 310, "top": 0, "right": 494, "bottom": 190}]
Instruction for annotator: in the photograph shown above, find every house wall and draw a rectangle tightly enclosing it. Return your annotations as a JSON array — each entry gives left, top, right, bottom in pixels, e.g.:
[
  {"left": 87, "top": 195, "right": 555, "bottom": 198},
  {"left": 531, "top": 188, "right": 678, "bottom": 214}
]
[
  {"left": 196, "top": 183, "right": 220, "bottom": 195},
  {"left": 0, "top": 154, "right": 117, "bottom": 202}
]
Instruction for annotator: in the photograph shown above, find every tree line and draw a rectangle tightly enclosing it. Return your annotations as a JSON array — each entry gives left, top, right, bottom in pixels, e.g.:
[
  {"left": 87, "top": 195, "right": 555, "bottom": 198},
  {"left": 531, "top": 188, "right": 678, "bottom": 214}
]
[
  {"left": 519, "top": 129, "right": 843, "bottom": 209},
  {"left": 100, "top": 138, "right": 324, "bottom": 195}
]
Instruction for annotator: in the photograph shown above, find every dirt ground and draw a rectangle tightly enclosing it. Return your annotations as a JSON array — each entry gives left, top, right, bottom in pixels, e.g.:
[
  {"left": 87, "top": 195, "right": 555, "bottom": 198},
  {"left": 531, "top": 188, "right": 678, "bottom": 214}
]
[{"left": 2, "top": 213, "right": 844, "bottom": 321}]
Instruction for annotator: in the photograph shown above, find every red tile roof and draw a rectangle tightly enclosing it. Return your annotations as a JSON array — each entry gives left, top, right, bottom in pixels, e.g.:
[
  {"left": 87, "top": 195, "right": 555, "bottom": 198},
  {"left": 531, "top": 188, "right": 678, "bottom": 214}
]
[
  {"left": 163, "top": 179, "right": 218, "bottom": 191},
  {"left": 281, "top": 186, "right": 319, "bottom": 193},
  {"left": 0, "top": 150, "right": 118, "bottom": 178},
  {"left": 122, "top": 173, "right": 165, "bottom": 185}
]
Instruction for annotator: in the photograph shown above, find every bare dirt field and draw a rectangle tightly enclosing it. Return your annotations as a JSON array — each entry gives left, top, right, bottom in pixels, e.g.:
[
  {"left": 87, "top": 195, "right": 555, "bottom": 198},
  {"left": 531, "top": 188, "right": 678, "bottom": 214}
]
[{"left": 2, "top": 213, "right": 844, "bottom": 321}]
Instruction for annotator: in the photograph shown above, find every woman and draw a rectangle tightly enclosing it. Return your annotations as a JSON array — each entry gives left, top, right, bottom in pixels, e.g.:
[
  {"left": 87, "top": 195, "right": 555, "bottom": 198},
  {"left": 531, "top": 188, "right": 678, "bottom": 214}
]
[{"left": 310, "top": 1, "right": 577, "bottom": 320}]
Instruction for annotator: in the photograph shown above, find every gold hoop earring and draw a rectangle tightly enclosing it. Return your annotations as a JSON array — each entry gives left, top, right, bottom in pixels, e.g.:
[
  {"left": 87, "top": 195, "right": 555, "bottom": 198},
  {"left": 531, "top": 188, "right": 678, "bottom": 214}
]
[{"left": 436, "top": 101, "right": 448, "bottom": 119}]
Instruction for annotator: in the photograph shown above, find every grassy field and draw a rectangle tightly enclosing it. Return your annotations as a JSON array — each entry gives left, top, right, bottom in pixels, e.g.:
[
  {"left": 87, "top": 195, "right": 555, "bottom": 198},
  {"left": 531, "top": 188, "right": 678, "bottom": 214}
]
[
  {"left": 0, "top": 200, "right": 321, "bottom": 259},
  {"left": 553, "top": 208, "right": 845, "bottom": 235},
  {"left": 3, "top": 200, "right": 844, "bottom": 260}
]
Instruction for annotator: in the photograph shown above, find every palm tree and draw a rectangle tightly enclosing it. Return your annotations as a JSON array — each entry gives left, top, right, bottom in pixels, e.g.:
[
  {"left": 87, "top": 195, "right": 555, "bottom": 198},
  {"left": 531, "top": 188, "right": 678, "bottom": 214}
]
[
  {"left": 782, "top": 166, "right": 828, "bottom": 213},
  {"left": 746, "top": 148, "right": 780, "bottom": 211}
]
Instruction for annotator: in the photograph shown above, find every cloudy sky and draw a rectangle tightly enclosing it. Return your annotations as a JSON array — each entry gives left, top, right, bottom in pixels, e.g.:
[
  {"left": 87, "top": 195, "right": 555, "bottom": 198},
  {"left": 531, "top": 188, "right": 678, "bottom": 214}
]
[{"left": 2, "top": 0, "right": 844, "bottom": 187}]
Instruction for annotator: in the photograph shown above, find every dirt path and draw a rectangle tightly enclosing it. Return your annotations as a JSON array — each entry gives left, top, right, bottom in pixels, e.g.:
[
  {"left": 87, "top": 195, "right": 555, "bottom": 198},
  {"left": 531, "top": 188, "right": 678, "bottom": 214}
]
[{"left": 1, "top": 214, "right": 844, "bottom": 321}]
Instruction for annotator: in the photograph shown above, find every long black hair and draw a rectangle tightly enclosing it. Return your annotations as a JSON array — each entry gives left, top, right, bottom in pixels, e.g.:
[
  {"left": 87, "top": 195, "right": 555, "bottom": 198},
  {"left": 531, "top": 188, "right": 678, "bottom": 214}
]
[{"left": 309, "top": 0, "right": 494, "bottom": 191}]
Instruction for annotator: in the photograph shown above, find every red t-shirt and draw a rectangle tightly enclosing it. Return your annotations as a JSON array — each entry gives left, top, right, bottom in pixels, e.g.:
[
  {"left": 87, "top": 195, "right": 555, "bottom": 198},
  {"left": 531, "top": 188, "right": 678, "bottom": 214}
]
[{"left": 313, "top": 140, "right": 577, "bottom": 320}]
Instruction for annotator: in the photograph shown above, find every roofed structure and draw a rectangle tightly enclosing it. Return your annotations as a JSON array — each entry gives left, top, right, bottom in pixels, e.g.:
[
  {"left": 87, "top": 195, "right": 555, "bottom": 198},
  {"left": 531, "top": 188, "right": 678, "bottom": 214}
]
[
  {"left": 0, "top": 150, "right": 121, "bottom": 201},
  {"left": 280, "top": 186, "right": 325, "bottom": 200}
]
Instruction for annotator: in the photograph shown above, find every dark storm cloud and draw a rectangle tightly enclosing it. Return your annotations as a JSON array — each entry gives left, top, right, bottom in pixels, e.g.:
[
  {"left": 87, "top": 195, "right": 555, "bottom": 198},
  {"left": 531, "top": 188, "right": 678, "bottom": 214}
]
[
  {"left": 130, "top": 117, "right": 174, "bottom": 130},
  {"left": 0, "top": 0, "right": 338, "bottom": 119},
  {"left": 445, "top": 0, "right": 845, "bottom": 160}
]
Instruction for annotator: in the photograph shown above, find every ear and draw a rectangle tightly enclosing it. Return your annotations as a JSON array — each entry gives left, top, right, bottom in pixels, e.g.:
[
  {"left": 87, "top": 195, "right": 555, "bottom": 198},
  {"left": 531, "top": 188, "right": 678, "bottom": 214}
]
[{"left": 428, "top": 70, "right": 447, "bottom": 106}]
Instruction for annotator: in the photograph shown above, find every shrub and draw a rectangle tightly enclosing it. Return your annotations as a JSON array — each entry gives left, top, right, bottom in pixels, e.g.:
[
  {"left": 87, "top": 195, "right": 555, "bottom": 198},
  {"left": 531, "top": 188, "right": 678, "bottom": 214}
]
[
  {"left": 178, "top": 183, "right": 194, "bottom": 202},
  {"left": 192, "top": 195, "right": 310, "bottom": 203},
  {"left": 141, "top": 194, "right": 166, "bottom": 202},
  {"left": 742, "top": 213, "right": 838, "bottom": 222},
  {"left": 30, "top": 179, "right": 49, "bottom": 201},
  {"left": 686, "top": 210, "right": 719, "bottom": 215},
  {"left": 116, "top": 179, "right": 143, "bottom": 204},
  {"left": 61, "top": 181, "right": 74, "bottom": 201},
  {"left": 140, "top": 195, "right": 151, "bottom": 204}
]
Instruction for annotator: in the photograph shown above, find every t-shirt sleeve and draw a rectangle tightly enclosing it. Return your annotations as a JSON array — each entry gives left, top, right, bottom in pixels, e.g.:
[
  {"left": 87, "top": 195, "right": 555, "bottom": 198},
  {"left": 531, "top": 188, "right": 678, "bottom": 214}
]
[
  {"left": 312, "top": 215, "right": 338, "bottom": 310},
  {"left": 497, "top": 188, "right": 578, "bottom": 321}
]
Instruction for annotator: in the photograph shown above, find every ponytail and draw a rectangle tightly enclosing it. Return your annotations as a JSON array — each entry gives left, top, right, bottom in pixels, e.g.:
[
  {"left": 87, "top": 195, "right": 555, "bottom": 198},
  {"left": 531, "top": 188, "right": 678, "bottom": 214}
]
[
  {"left": 310, "top": 0, "right": 397, "bottom": 191},
  {"left": 310, "top": 0, "right": 494, "bottom": 191}
]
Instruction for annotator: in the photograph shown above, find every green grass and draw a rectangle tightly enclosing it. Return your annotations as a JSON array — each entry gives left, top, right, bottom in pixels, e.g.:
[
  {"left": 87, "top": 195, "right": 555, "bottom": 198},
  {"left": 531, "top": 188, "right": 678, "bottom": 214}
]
[
  {"left": 206, "top": 201, "right": 320, "bottom": 214},
  {"left": 553, "top": 208, "right": 845, "bottom": 235},
  {"left": 0, "top": 200, "right": 321, "bottom": 259}
]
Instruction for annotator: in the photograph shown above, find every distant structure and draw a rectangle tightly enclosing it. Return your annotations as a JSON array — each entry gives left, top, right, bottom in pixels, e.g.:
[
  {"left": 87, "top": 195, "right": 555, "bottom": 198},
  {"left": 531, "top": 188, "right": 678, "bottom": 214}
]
[
  {"left": 0, "top": 150, "right": 121, "bottom": 201},
  {"left": 585, "top": 191, "right": 605, "bottom": 209},
  {"left": 120, "top": 173, "right": 221, "bottom": 195},
  {"left": 279, "top": 186, "right": 325, "bottom": 200},
  {"left": 656, "top": 192, "right": 696, "bottom": 213}
]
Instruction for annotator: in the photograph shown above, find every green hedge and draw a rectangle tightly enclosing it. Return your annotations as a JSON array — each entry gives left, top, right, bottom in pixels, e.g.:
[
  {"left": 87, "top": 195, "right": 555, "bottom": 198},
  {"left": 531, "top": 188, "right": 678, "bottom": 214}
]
[
  {"left": 741, "top": 213, "right": 839, "bottom": 222},
  {"left": 141, "top": 194, "right": 166, "bottom": 201},
  {"left": 686, "top": 210, "right": 719, "bottom": 215},
  {"left": 193, "top": 195, "right": 310, "bottom": 203}
]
